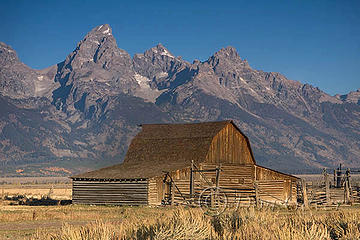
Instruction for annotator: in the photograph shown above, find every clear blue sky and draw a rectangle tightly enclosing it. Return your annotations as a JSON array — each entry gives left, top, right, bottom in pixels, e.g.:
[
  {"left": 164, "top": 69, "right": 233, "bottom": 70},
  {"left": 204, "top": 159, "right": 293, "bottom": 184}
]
[{"left": 0, "top": 0, "right": 359, "bottom": 95}]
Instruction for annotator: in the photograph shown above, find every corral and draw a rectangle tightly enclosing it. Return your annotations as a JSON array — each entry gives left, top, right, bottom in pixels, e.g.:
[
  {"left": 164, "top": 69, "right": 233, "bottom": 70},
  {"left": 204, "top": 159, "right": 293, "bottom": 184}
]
[{"left": 71, "top": 121, "right": 299, "bottom": 206}]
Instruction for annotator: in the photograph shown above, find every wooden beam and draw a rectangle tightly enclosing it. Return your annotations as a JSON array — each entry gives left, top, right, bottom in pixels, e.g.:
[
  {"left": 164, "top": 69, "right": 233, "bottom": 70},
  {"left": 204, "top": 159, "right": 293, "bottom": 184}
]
[
  {"left": 164, "top": 172, "right": 187, "bottom": 203},
  {"left": 215, "top": 165, "right": 221, "bottom": 189},
  {"left": 324, "top": 169, "right": 330, "bottom": 204},
  {"left": 347, "top": 169, "right": 353, "bottom": 203},
  {"left": 210, "top": 188, "right": 215, "bottom": 208},
  {"left": 254, "top": 182, "right": 259, "bottom": 207},
  {"left": 190, "top": 160, "right": 194, "bottom": 199},
  {"left": 170, "top": 181, "right": 175, "bottom": 206},
  {"left": 344, "top": 169, "right": 352, "bottom": 204},
  {"left": 289, "top": 180, "right": 293, "bottom": 203},
  {"left": 192, "top": 169, "right": 218, "bottom": 173},
  {"left": 302, "top": 179, "right": 309, "bottom": 209}
]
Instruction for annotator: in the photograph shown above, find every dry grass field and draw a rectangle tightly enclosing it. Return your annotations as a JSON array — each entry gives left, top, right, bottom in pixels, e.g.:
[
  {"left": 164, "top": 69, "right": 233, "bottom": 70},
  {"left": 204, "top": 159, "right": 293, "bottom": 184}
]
[
  {"left": 0, "top": 177, "right": 71, "bottom": 201},
  {"left": 0, "top": 204, "right": 360, "bottom": 239},
  {"left": 1, "top": 177, "right": 360, "bottom": 239}
]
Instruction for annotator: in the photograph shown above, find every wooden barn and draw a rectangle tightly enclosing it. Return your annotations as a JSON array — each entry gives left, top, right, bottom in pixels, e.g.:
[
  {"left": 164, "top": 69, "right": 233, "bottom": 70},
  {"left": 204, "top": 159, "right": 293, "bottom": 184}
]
[{"left": 71, "top": 121, "right": 299, "bottom": 206}]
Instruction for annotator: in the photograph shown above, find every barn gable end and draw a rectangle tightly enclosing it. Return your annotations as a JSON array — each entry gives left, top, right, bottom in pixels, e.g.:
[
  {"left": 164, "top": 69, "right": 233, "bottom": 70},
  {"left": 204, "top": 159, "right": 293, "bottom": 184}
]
[{"left": 206, "top": 122, "right": 255, "bottom": 165}]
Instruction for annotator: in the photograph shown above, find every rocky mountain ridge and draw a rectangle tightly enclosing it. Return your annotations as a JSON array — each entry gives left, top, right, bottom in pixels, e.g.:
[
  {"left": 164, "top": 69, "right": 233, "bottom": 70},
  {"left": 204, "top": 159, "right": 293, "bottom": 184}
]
[
  {"left": 336, "top": 89, "right": 360, "bottom": 105},
  {"left": 0, "top": 24, "right": 359, "bottom": 176}
]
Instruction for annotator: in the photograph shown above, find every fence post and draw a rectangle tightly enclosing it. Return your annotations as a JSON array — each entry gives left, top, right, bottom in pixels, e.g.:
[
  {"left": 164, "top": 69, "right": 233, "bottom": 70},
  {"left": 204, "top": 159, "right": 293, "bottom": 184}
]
[
  {"left": 190, "top": 160, "right": 194, "bottom": 201},
  {"left": 215, "top": 165, "right": 221, "bottom": 189},
  {"left": 347, "top": 169, "right": 353, "bottom": 204},
  {"left": 324, "top": 169, "right": 330, "bottom": 204},
  {"left": 302, "top": 179, "right": 309, "bottom": 209},
  {"left": 170, "top": 181, "right": 175, "bottom": 206},
  {"left": 344, "top": 170, "right": 351, "bottom": 205},
  {"left": 210, "top": 188, "right": 215, "bottom": 208},
  {"left": 254, "top": 182, "right": 259, "bottom": 207}
]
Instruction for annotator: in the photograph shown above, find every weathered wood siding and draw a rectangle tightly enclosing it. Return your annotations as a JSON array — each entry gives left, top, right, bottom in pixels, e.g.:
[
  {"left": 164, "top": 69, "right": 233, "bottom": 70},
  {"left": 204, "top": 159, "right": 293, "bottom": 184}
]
[
  {"left": 148, "top": 177, "right": 164, "bottom": 205},
  {"left": 256, "top": 180, "right": 296, "bottom": 203},
  {"left": 166, "top": 168, "right": 192, "bottom": 204},
  {"left": 255, "top": 165, "right": 297, "bottom": 204},
  {"left": 200, "top": 163, "right": 254, "bottom": 186},
  {"left": 199, "top": 163, "right": 256, "bottom": 204},
  {"left": 206, "top": 123, "right": 254, "bottom": 165},
  {"left": 72, "top": 179, "right": 148, "bottom": 205},
  {"left": 72, "top": 122, "right": 298, "bottom": 206},
  {"left": 147, "top": 168, "right": 193, "bottom": 205},
  {"left": 147, "top": 164, "right": 258, "bottom": 205}
]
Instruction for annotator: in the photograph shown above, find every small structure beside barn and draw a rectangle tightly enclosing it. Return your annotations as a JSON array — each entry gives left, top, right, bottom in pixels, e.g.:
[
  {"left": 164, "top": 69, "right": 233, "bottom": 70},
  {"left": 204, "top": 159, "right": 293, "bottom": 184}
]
[{"left": 71, "top": 121, "right": 299, "bottom": 206}]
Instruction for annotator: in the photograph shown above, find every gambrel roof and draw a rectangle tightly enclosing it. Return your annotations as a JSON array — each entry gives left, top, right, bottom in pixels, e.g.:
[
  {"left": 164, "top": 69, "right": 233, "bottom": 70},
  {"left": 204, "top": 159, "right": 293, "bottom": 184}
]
[{"left": 72, "top": 120, "right": 256, "bottom": 179}]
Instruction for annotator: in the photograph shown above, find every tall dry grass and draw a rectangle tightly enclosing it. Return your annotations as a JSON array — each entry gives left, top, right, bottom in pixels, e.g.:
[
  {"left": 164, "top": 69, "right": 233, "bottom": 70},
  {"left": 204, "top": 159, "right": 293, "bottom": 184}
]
[{"left": 29, "top": 206, "right": 360, "bottom": 240}]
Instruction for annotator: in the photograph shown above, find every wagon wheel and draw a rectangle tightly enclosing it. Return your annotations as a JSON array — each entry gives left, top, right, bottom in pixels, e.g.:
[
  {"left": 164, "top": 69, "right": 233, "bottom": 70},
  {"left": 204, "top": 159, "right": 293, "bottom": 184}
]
[{"left": 198, "top": 187, "right": 227, "bottom": 216}]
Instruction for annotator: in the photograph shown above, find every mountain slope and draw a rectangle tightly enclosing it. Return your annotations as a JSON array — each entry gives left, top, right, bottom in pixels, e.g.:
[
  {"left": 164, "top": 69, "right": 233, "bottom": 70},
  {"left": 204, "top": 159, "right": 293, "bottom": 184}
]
[
  {"left": 336, "top": 89, "right": 360, "bottom": 105},
  {"left": 0, "top": 24, "right": 359, "bottom": 176}
]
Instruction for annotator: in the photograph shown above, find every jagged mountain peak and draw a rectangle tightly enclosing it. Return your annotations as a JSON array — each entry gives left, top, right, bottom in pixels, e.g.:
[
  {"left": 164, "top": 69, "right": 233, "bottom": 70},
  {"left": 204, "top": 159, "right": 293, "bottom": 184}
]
[
  {"left": 92, "top": 24, "right": 112, "bottom": 35},
  {"left": 82, "top": 24, "right": 114, "bottom": 41},
  {"left": 76, "top": 24, "right": 116, "bottom": 52},
  {"left": 335, "top": 88, "right": 360, "bottom": 105},
  {"left": 154, "top": 43, "right": 168, "bottom": 50},
  {"left": 0, "top": 42, "right": 18, "bottom": 65},
  {"left": 0, "top": 42, "right": 14, "bottom": 51},
  {"left": 0, "top": 42, "right": 59, "bottom": 100},
  {"left": 79, "top": 24, "right": 114, "bottom": 45},
  {"left": 146, "top": 43, "right": 174, "bottom": 58},
  {"left": 208, "top": 46, "right": 250, "bottom": 70},
  {"left": 57, "top": 23, "right": 131, "bottom": 74},
  {"left": 216, "top": 46, "right": 238, "bottom": 54},
  {"left": 213, "top": 46, "right": 241, "bottom": 60},
  {"left": 50, "top": 23, "right": 138, "bottom": 114}
]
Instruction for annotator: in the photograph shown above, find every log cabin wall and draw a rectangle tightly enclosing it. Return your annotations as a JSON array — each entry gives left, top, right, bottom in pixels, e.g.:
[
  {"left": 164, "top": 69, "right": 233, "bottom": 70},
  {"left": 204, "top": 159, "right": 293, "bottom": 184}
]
[
  {"left": 199, "top": 163, "right": 256, "bottom": 204},
  {"left": 148, "top": 176, "right": 165, "bottom": 205},
  {"left": 254, "top": 165, "right": 297, "bottom": 204},
  {"left": 147, "top": 168, "right": 192, "bottom": 205},
  {"left": 166, "top": 168, "right": 192, "bottom": 204},
  {"left": 256, "top": 180, "right": 296, "bottom": 204},
  {"left": 200, "top": 163, "right": 254, "bottom": 185},
  {"left": 205, "top": 123, "right": 254, "bottom": 165},
  {"left": 147, "top": 164, "right": 258, "bottom": 206},
  {"left": 72, "top": 179, "right": 148, "bottom": 205}
]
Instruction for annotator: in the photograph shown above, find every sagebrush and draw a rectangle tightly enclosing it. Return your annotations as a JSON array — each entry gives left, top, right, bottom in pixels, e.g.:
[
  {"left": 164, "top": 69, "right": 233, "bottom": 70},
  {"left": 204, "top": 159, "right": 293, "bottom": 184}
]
[{"left": 30, "top": 206, "right": 360, "bottom": 240}]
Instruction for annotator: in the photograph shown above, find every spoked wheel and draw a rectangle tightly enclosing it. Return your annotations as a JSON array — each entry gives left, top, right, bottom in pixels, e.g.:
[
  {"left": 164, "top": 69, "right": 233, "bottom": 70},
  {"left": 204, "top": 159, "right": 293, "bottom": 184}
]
[{"left": 198, "top": 187, "right": 227, "bottom": 216}]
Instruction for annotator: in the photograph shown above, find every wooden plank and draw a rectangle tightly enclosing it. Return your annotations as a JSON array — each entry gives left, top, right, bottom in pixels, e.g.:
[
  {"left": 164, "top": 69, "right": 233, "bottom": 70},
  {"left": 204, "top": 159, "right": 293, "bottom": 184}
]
[
  {"left": 171, "top": 181, "right": 175, "bottom": 206},
  {"left": 302, "top": 179, "right": 309, "bottom": 208},
  {"left": 205, "top": 123, "right": 254, "bottom": 165},
  {"left": 190, "top": 160, "right": 194, "bottom": 198},
  {"left": 325, "top": 172, "right": 330, "bottom": 203},
  {"left": 72, "top": 180, "right": 148, "bottom": 205}
]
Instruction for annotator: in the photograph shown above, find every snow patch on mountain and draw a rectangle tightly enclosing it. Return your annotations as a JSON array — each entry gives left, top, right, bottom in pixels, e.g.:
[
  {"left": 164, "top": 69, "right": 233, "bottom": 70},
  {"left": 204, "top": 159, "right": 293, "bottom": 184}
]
[
  {"left": 160, "top": 48, "right": 173, "bottom": 58},
  {"left": 102, "top": 28, "right": 111, "bottom": 35},
  {"left": 133, "top": 73, "right": 166, "bottom": 103}
]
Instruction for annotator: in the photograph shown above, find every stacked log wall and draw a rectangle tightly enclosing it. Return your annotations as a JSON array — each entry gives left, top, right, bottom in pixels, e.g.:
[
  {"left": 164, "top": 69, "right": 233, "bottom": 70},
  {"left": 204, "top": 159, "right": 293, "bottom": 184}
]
[
  {"left": 72, "top": 179, "right": 148, "bottom": 205},
  {"left": 255, "top": 165, "right": 298, "bottom": 204}
]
